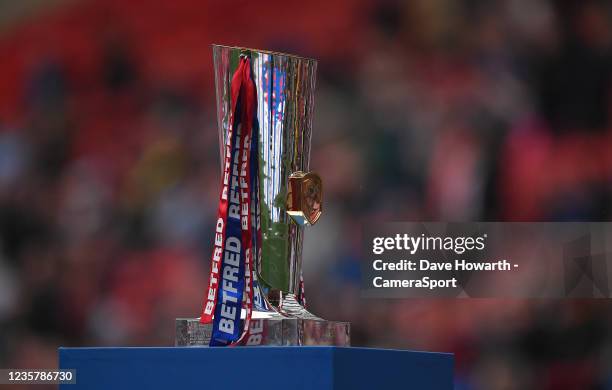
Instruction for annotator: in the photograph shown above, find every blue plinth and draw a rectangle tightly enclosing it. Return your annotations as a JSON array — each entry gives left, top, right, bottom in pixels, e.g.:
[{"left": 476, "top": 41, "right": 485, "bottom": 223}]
[{"left": 59, "top": 346, "right": 453, "bottom": 390}]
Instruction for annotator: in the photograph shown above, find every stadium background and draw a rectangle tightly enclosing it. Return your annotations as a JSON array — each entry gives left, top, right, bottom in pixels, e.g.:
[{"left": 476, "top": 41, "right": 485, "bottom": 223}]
[{"left": 0, "top": 0, "right": 611, "bottom": 388}]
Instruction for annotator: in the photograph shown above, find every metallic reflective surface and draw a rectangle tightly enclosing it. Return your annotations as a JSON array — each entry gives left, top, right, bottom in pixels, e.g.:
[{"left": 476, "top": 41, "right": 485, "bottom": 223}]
[
  {"left": 176, "top": 317, "right": 350, "bottom": 347},
  {"left": 213, "top": 45, "right": 317, "bottom": 295},
  {"left": 174, "top": 46, "right": 350, "bottom": 347}
]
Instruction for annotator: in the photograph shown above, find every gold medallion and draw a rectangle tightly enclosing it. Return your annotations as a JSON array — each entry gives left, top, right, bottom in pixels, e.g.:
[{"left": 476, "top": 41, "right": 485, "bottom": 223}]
[{"left": 287, "top": 171, "right": 322, "bottom": 225}]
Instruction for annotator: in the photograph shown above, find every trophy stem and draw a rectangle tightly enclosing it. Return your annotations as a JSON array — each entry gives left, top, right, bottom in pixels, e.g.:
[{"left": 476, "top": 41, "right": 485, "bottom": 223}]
[{"left": 274, "top": 292, "right": 321, "bottom": 320}]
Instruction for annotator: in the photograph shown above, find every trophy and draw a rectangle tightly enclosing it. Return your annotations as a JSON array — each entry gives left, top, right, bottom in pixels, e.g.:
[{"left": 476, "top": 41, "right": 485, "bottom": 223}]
[{"left": 175, "top": 45, "right": 350, "bottom": 346}]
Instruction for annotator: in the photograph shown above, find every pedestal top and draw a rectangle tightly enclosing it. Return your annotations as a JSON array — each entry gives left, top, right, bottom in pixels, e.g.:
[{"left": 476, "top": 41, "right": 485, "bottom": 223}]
[{"left": 59, "top": 346, "right": 453, "bottom": 390}]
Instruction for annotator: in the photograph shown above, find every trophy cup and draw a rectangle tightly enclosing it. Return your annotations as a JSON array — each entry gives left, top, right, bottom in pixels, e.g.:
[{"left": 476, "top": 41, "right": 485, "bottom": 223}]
[{"left": 175, "top": 45, "right": 350, "bottom": 346}]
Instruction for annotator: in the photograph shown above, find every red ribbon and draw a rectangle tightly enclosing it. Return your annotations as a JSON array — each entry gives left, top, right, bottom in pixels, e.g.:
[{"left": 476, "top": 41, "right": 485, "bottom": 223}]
[{"left": 201, "top": 56, "right": 257, "bottom": 346}]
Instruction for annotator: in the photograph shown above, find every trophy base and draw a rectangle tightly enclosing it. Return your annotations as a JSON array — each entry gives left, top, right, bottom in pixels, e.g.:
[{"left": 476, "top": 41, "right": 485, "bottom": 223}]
[{"left": 175, "top": 318, "right": 350, "bottom": 346}]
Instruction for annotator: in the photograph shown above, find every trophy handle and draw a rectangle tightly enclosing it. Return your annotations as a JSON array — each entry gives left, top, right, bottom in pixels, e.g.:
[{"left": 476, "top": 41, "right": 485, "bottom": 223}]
[{"left": 286, "top": 171, "right": 323, "bottom": 226}]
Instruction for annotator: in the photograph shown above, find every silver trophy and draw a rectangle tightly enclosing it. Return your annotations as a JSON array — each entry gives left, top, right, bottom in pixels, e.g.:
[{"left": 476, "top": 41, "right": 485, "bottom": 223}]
[{"left": 176, "top": 45, "right": 350, "bottom": 346}]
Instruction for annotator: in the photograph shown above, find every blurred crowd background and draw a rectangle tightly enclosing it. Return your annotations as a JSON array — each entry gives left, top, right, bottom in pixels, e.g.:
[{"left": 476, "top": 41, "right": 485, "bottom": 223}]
[{"left": 0, "top": 0, "right": 612, "bottom": 388}]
